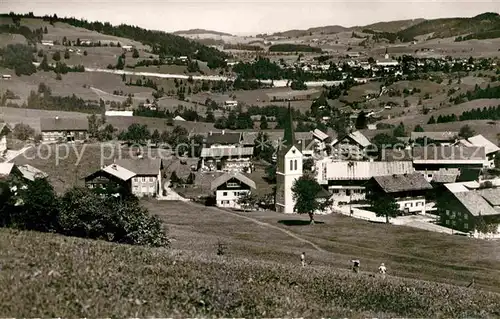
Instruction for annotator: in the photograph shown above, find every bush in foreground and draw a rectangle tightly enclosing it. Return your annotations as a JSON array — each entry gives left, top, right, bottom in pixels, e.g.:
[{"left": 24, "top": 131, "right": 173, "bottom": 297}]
[{"left": 0, "top": 178, "right": 168, "bottom": 247}]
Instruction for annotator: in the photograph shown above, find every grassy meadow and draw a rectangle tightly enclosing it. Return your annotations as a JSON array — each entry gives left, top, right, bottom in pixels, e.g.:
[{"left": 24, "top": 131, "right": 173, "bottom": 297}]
[{"left": 1, "top": 200, "right": 500, "bottom": 317}]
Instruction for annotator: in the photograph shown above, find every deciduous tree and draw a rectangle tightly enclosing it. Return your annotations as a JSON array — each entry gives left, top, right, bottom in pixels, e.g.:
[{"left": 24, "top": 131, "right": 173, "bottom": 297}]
[{"left": 292, "top": 175, "right": 330, "bottom": 224}]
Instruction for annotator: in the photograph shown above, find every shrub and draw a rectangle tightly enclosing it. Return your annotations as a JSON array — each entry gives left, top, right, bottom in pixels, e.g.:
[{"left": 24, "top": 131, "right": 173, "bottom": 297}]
[
  {"left": 0, "top": 180, "right": 169, "bottom": 248},
  {"left": 59, "top": 188, "right": 169, "bottom": 247}
]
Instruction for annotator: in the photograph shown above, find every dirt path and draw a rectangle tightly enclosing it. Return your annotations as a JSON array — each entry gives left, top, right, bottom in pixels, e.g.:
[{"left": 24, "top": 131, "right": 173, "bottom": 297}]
[
  {"left": 186, "top": 201, "right": 327, "bottom": 253},
  {"left": 185, "top": 202, "right": 500, "bottom": 276}
]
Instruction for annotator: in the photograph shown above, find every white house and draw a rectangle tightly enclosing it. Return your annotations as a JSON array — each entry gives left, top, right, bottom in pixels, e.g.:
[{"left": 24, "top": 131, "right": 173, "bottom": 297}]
[
  {"left": 105, "top": 110, "right": 133, "bottom": 117},
  {"left": 122, "top": 45, "right": 134, "bottom": 51},
  {"left": 368, "top": 173, "right": 433, "bottom": 214},
  {"left": 316, "top": 160, "right": 415, "bottom": 204},
  {"left": 330, "top": 130, "right": 373, "bottom": 161},
  {"left": 211, "top": 172, "right": 256, "bottom": 209},
  {"left": 41, "top": 40, "right": 54, "bottom": 46},
  {"left": 1, "top": 74, "right": 12, "bottom": 80},
  {"left": 456, "top": 134, "right": 499, "bottom": 168},
  {"left": 224, "top": 100, "right": 238, "bottom": 107}
]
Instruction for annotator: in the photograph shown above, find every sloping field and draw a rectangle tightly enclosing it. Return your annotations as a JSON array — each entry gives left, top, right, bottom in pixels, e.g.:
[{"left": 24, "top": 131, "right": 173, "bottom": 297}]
[
  {"left": 0, "top": 107, "right": 88, "bottom": 131},
  {"left": 380, "top": 99, "right": 500, "bottom": 126},
  {"left": 0, "top": 70, "right": 142, "bottom": 103},
  {"left": 1, "top": 201, "right": 499, "bottom": 317}
]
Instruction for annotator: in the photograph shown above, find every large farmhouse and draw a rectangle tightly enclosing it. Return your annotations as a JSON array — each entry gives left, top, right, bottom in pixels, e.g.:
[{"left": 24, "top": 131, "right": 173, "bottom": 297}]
[
  {"left": 211, "top": 172, "right": 256, "bottom": 209},
  {"left": 40, "top": 117, "right": 89, "bottom": 143},
  {"left": 85, "top": 158, "right": 163, "bottom": 198},
  {"left": 368, "top": 173, "right": 433, "bottom": 214},
  {"left": 200, "top": 131, "right": 253, "bottom": 173},
  {"left": 439, "top": 184, "right": 500, "bottom": 239}
]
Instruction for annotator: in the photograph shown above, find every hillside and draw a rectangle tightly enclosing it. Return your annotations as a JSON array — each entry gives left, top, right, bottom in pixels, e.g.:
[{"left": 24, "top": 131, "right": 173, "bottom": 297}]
[
  {"left": 357, "top": 18, "right": 426, "bottom": 33},
  {"left": 1, "top": 207, "right": 500, "bottom": 317},
  {"left": 267, "top": 25, "right": 348, "bottom": 38},
  {"left": 173, "top": 29, "right": 233, "bottom": 36},
  {"left": 397, "top": 12, "right": 500, "bottom": 41},
  {"left": 267, "top": 12, "right": 500, "bottom": 44},
  {"left": 0, "top": 13, "right": 228, "bottom": 69}
]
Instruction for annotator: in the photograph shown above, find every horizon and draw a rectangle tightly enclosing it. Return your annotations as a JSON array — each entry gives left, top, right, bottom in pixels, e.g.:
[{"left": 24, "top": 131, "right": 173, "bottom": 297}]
[{"left": 3, "top": 0, "right": 500, "bottom": 36}]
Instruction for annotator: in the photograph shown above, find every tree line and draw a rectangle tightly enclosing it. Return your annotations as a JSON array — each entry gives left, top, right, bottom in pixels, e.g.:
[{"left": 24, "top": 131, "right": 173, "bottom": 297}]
[
  {"left": 268, "top": 44, "right": 322, "bottom": 53},
  {"left": 427, "top": 105, "right": 500, "bottom": 124},
  {"left": 25, "top": 83, "right": 104, "bottom": 113}
]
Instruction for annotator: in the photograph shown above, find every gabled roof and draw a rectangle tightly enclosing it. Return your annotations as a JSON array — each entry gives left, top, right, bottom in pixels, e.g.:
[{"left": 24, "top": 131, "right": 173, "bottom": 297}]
[
  {"left": 331, "top": 131, "right": 371, "bottom": 148},
  {"left": 410, "top": 131, "right": 458, "bottom": 142},
  {"left": 464, "top": 135, "right": 500, "bottom": 155},
  {"left": 16, "top": 164, "right": 48, "bottom": 181},
  {"left": 0, "top": 163, "right": 15, "bottom": 177},
  {"left": 102, "top": 163, "right": 136, "bottom": 181},
  {"left": 476, "top": 188, "right": 500, "bottom": 207},
  {"left": 210, "top": 172, "right": 256, "bottom": 190},
  {"left": 452, "top": 191, "right": 500, "bottom": 217},
  {"left": 0, "top": 123, "right": 12, "bottom": 136},
  {"left": 444, "top": 181, "right": 480, "bottom": 193},
  {"left": 173, "top": 115, "right": 186, "bottom": 121},
  {"left": 312, "top": 128, "right": 329, "bottom": 141},
  {"left": 115, "top": 158, "right": 162, "bottom": 176},
  {"left": 372, "top": 173, "right": 432, "bottom": 193},
  {"left": 206, "top": 132, "right": 241, "bottom": 145},
  {"left": 200, "top": 147, "right": 254, "bottom": 158},
  {"left": 40, "top": 117, "right": 89, "bottom": 132}
]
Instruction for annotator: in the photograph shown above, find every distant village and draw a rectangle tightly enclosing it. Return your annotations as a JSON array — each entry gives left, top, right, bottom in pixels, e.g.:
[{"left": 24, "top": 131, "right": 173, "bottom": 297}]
[{"left": 1, "top": 104, "right": 500, "bottom": 240}]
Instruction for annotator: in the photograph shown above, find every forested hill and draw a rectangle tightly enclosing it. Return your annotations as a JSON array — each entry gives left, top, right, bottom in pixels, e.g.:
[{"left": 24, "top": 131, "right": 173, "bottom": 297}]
[{"left": 0, "top": 13, "right": 228, "bottom": 69}]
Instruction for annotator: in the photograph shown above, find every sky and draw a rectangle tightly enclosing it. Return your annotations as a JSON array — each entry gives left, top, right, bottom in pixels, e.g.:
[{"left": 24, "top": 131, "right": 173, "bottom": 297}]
[{"left": 3, "top": 0, "right": 500, "bottom": 35}]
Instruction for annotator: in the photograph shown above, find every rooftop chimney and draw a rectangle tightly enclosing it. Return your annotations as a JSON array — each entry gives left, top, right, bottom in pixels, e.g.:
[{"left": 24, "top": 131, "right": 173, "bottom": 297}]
[{"left": 112, "top": 164, "right": 117, "bottom": 170}]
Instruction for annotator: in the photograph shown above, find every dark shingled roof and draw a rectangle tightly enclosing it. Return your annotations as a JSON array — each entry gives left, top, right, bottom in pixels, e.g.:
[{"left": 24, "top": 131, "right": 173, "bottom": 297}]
[
  {"left": 373, "top": 173, "right": 433, "bottom": 193},
  {"left": 476, "top": 188, "right": 500, "bottom": 207},
  {"left": 452, "top": 191, "right": 500, "bottom": 217},
  {"left": 40, "top": 117, "right": 89, "bottom": 132},
  {"left": 115, "top": 158, "right": 162, "bottom": 176},
  {"left": 205, "top": 132, "right": 241, "bottom": 145}
]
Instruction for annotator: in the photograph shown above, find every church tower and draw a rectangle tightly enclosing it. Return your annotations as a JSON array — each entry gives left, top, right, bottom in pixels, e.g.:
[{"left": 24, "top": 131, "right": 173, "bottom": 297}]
[{"left": 275, "top": 102, "right": 303, "bottom": 214}]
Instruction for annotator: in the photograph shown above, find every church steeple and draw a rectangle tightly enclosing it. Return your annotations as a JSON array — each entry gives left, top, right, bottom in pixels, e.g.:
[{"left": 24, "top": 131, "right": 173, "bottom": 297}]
[{"left": 283, "top": 101, "right": 295, "bottom": 148}]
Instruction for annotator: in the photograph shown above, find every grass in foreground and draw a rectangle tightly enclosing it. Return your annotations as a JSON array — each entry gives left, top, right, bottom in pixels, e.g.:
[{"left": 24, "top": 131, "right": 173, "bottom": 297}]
[{"left": 1, "top": 228, "right": 499, "bottom": 318}]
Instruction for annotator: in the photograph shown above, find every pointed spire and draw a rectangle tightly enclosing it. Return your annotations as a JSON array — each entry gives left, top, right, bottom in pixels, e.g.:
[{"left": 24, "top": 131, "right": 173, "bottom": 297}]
[{"left": 283, "top": 101, "right": 295, "bottom": 148}]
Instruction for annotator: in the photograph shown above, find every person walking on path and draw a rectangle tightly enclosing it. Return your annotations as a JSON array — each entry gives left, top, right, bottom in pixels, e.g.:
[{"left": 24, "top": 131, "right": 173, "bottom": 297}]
[
  {"left": 301, "top": 252, "right": 306, "bottom": 267},
  {"left": 351, "top": 259, "right": 360, "bottom": 273},
  {"left": 378, "top": 263, "right": 387, "bottom": 276}
]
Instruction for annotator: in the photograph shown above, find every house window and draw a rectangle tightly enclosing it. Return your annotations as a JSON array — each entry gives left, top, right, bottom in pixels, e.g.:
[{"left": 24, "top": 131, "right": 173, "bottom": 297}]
[
  {"left": 227, "top": 182, "right": 238, "bottom": 188},
  {"left": 290, "top": 160, "right": 293, "bottom": 171},
  {"left": 446, "top": 210, "right": 450, "bottom": 216},
  {"left": 149, "top": 177, "right": 154, "bottom": 182},
  {"left": 464, "top": 223, "right": 469, "bottom": 229},
  {"left": 223, "top": 192, "right": 227, "bottom": 196},
  {"left": 464, "top": 214, "right": 468, "bottom": 220},
  {"left": 142, "top": 177, "right": 146, "bottom": 182},
  {"left": 294, "top": 160, "right": 298, "bottom": 170},
  {"left": 446, "top": 220, "right": 450, "bottom": 225}
]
